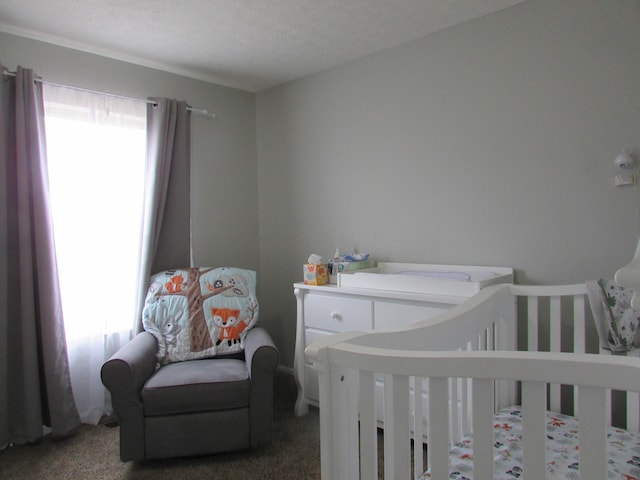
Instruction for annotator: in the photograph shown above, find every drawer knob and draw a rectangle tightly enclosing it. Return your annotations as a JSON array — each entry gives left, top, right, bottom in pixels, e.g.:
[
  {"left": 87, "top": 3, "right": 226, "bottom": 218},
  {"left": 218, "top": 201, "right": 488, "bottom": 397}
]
[{"left": 330, "top": 312, "right": 341, "bottom": 320}]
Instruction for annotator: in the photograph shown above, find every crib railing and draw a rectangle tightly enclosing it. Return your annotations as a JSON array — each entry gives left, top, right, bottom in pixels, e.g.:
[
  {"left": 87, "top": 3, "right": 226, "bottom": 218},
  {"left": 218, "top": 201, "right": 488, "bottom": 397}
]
[
  {"left": 318, "top": 347, "right": 640, "bottom": 480},
  {"left": 308, "top": 284, "right": 515, "bottom": 479},
  {"left": 512, "top": 284, "right": 591, "bottom": 415},
  {"left": 512, "top": 283, "right": 640, "bottom": 430},
  {"left": 306, "top": 283, "right": 640, "bottom": 480}
]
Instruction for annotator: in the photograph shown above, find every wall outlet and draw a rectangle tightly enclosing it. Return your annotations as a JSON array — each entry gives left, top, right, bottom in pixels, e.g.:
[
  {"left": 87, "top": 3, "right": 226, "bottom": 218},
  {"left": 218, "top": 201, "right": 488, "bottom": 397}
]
[{"left": 615, "top": 173, "right": 636, "bottom": 186}]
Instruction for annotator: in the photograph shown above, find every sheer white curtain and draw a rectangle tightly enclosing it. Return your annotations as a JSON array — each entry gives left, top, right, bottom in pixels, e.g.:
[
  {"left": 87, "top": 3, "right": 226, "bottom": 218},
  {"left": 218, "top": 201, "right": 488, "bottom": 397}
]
[{"left": 43, "top": 85, "right": 146, "bottom": 424}]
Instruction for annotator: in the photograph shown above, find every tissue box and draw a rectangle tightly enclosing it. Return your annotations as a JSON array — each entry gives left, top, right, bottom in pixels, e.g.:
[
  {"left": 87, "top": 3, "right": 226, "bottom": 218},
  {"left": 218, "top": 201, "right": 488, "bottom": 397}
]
[{"left": 303, "top": 263, "right": 329, "bottom": 285}]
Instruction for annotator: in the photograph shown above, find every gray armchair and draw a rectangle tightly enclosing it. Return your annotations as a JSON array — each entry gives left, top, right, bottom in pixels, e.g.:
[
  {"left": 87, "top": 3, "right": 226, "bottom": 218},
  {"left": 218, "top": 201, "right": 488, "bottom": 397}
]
[{"left": 101, "top": 326, "right": 279, "bottom": 461}]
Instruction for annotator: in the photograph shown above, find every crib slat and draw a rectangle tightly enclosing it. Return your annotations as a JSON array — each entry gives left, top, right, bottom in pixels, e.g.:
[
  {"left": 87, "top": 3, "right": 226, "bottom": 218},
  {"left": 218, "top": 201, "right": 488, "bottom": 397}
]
[
  {"left": 487, "top": 321, "right": 495, "bottom": 351},
  {"left": 472, "top": 378, "right": 494, "bottom": 480},
  {"left": 578, "top": 386, "right": 607, "bottom": 480},
  {"left": 628, "top": 391, "right": 640, "bottom": 431},
  {"left": 573, "top": 295, "right": 586, "bottom": 415},
  {"left": 428, "top": 377, "right": 450, "bottom": 480},
  {"left": 413, "top": 377, "right": 425, "bottom": 477},
  {"left": 449, "top": 378, "right": 461, "bottom": 442},
  {"left": 328, "top": 366, "right": 359, "bottom": 479},
  {"left": 573, "top": 295, "right": 586, "bottom": 353},
  {"left": 461, "top": 377, "right": 472, "bottom": 438},
  {"left": 606, "top": 385, "right": 612, "bottom": 427},
  {"left": 522, "top": 381, "right": 547, "bottom": 479},
  {"left": 358, "top": 370, "right": 377, "bottom": 480},
  {"left": 600, "top": 350, "right": 614, "bottom": 426},
  {"left": 549, "top": 296, "right": 561, "bottom": 412},
  {"left": 627, "top": 349, "right": 640, "bottom": 431},
  {"left": 317, "top": 359, "right": 333, "bottom": 480},
  {"left": 383, "top": 374, "right": 410, "bottom": 480},
  {"left": 478, "top": 330, "right": 486, "bottom": 351},
  {"left": 527, "top": 296, "right": 538, "bottom": 352},
  {"left": 464, "top": 339, "right": 480, "bottom": 435},
  {"left": 549, "top": 296, "right": 562, "bottom": 353}
]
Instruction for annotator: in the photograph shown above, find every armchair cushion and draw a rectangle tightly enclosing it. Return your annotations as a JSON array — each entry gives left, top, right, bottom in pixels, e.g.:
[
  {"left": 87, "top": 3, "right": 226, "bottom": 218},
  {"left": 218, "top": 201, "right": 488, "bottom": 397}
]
[
  {"left": 142, "top": 358, "right": 250, "bottom": 416},
  {"left": 142, "top": 267, "right": 259, "bottom": 364}
]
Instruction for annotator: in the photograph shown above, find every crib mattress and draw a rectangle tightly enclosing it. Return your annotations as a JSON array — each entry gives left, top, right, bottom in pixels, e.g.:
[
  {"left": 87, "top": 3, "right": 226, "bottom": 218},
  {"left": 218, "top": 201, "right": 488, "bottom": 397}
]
[{"left": 420, "top": 407, "right": 640, "bottom": 480}]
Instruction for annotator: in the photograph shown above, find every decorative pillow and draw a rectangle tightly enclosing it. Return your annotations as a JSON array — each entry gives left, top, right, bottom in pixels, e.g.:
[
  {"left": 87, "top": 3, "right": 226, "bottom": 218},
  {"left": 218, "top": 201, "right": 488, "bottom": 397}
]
[{"left": 142, "top": 267, "right": 259, "bottom": 364}]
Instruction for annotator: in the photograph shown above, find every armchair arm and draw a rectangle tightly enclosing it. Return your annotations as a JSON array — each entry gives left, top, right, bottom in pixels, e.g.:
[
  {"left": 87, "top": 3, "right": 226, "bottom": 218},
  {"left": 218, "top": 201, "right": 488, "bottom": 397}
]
[
  {"left": 244, "top": 327, "right": 279, "bottom": 376},
  {"left": 100, "top": 331, "right": 157, "bottom": 461},
  {"left": 244, "top": 327, "right": 279, "bottom": 447}
]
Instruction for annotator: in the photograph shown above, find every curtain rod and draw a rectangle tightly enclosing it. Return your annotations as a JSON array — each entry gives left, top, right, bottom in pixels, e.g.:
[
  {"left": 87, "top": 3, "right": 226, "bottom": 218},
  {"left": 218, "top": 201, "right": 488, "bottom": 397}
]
[{"left": 2, "top": 69, "right": 216, "bottom": 119}]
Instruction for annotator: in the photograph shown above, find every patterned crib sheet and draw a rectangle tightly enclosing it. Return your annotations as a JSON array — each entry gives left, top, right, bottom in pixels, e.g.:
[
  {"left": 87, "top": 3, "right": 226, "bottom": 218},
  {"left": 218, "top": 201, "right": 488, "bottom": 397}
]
[{"left": 420, "top": 407, "right": 640, "bottom": 480}]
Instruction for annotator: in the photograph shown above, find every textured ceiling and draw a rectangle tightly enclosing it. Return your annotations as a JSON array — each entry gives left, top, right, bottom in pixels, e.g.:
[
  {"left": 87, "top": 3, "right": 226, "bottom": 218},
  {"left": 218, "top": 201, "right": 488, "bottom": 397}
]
[{"left": 0, "top": 0, "right": 525, "bottom": 92}]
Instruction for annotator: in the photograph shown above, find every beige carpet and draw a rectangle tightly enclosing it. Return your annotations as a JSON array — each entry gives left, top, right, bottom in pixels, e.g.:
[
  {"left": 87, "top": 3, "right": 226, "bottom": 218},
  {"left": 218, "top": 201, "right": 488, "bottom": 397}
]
[{"left": 0, "top": 372, "right": 323, "bottom": 480}]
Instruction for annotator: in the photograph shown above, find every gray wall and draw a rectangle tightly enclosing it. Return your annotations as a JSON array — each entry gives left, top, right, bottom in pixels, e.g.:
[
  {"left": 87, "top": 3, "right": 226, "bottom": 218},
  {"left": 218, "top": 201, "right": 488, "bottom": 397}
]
[
  {"left": 3, "top": 0, "right": 640, "bottom": 371},
  {"left": 257, "top": 0, "right": 640, "bottom": 368},
  {"left": 0, "top": 31, "right": 259, "bottom": 272}
]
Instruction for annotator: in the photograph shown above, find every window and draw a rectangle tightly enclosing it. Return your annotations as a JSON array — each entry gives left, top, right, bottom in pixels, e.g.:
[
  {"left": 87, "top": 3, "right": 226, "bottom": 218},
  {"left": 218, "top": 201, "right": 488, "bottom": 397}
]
[{"left": 44, "top": 85, "right": 146, "bottom": 423}]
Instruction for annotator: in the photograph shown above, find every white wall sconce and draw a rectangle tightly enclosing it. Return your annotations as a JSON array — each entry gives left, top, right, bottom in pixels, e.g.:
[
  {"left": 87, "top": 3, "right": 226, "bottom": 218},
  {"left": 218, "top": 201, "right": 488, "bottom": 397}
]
[
  {"left": 614, "top": 149, "right": 636, "bottom": 186},
  {"left": 616, "top": 149, "right": 635, "bottom": 169}
]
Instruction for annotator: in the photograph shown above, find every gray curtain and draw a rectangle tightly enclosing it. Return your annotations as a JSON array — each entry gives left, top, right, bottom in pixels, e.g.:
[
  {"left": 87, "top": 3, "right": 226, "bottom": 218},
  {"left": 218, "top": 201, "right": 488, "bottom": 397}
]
[
  {"left": 0, "top": 65, "right": 80, "bottom": 449},
  {"left": 134, "top": 97, "right": 191, "bottom": 333}
]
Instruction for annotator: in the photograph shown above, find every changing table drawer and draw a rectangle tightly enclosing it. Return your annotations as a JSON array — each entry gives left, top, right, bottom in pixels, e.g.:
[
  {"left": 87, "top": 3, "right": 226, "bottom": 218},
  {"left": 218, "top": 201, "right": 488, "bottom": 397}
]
[
  {"left": 304, "top": 293, "right": 373, "bottom": 332},
  {"left": 293, "top": 281, "right": 470, "bottom": 416},
  {"left": 374, "top": 300, "right": 448, "bottom": 330}
]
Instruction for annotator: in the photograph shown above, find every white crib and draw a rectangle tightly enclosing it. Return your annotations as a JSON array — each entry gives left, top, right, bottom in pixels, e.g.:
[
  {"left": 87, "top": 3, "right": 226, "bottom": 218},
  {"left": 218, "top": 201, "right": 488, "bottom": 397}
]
[{"left": 305, "top": 282, "right": 640, "bottom": 480}]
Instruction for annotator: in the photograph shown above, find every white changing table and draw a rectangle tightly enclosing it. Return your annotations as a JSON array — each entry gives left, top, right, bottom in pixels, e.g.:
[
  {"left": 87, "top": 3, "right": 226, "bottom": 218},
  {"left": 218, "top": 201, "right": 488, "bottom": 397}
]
[{"left": 293, "top": 262, "right": 513, "bottom": 416}]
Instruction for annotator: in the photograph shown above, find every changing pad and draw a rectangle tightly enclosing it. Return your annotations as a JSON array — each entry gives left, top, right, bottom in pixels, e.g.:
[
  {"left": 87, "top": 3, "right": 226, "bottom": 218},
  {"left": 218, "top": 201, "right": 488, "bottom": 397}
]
[
  {"left": 337, "top": 262, "right": 513, "bottom": 297},
  {"left": 420, "top": 407, "right": 640, "bottom": 480}
]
